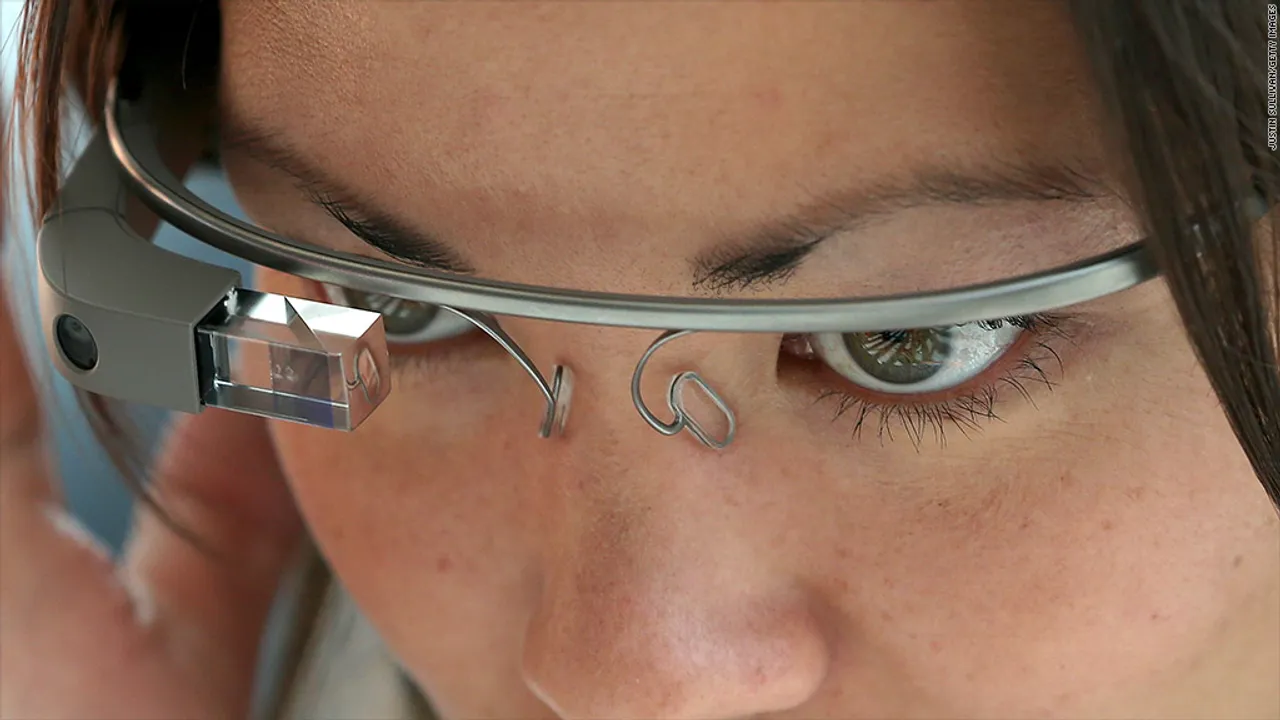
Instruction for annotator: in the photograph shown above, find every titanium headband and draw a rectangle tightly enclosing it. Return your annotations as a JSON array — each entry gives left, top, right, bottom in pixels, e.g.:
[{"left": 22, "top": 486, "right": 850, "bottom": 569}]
[
  {"left": 106, "top": 90, "right": 1162, "bottom": 333},
  {"left": 36, "top": 78, "right": 1180, "bottom": 447}
]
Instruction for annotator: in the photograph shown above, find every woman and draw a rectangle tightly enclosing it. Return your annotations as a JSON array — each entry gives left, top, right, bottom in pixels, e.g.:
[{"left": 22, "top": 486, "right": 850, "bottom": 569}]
[{"left": 3, "top": 1, "right": 1278, "bottom": 718}]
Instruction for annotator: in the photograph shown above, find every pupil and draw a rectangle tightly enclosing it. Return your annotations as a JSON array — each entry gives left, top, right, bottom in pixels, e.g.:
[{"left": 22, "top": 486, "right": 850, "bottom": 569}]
[{"left": 845, "top": 327, "right": 952, "bottom": 385}]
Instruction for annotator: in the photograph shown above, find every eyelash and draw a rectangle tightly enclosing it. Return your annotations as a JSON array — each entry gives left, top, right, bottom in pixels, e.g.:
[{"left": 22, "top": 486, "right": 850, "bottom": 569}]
[{"left": 793, "top": 313, "right": 1075, "bottom": 448}]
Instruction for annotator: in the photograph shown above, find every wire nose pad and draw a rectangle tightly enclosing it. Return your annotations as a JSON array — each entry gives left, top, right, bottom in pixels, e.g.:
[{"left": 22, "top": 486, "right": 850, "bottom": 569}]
[
  {"left": 632, "top": 330, "right": 737, "bottom": 450},
  {"left": 667, "top": 370, "right": 735, "bottom": 449},
  {"left": 539, "top": 364, "right": 574, "bottom": 438}
]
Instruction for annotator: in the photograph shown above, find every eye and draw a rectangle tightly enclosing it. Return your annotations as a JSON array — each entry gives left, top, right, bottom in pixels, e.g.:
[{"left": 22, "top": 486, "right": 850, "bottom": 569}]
[
  {"left": 323, "top": 285, "right": 475, "bottom": 344},
  {"left": 807, "top": 320, "right": 1023, "bottom": 395}
]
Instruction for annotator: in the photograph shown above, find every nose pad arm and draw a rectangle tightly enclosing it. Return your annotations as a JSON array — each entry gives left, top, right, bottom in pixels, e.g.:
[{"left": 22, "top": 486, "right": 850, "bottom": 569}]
[
  {"left": 443, "top": 307, "right": 574, "bottom": 438},
  {"left": 445, "top": 312, "right": 731, "bottom": 447}
]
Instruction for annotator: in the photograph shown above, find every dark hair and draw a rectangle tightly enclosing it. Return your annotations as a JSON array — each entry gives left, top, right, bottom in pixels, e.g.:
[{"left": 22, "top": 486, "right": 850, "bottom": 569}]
[
  {"left": 8, "top": 0, "right": 1279, "bottom": 714},
  {"left": 1069, "top": 1, "right": 1279, "bottom": 506}
]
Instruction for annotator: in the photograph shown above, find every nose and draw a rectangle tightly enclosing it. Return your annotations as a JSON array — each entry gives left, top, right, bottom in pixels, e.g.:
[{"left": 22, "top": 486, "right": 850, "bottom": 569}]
[
  {"left": 522, "top": 544, "right": 830, "bottom": 719},
  {"left": 522, "top": 523, "right": 830, "bottom": 720},
  {"left": 513, "top": 325, "right": 831, "bottom": 719},
  {"left": 519, "top": 448, "right": 831, "bottom": 720}
]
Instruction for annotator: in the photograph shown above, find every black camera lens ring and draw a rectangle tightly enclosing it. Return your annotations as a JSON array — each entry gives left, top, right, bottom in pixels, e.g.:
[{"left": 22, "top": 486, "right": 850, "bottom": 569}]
[{"left": 55, "top": 314, "right": 99, "bottom": 371}]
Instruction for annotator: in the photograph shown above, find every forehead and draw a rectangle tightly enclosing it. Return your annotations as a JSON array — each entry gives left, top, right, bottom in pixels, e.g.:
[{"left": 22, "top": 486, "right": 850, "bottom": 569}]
[
  {"left": 219, "top": 0, "right": 1104, "bottom": 184},
  {"left": 216, "top": 0, "right": 1123, "bottom": 295}
]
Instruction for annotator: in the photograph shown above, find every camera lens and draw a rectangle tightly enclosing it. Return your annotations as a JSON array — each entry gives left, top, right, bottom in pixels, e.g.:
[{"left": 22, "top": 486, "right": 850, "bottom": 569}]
[{"left": 55, "top": 315, "right": 99, "bottom": 371}]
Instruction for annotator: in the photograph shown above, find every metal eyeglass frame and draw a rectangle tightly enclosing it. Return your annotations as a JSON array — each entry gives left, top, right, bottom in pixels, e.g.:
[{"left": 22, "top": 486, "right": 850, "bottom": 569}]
[{"left": 36, "top": 77, "right": 1175, "bottom": 449}]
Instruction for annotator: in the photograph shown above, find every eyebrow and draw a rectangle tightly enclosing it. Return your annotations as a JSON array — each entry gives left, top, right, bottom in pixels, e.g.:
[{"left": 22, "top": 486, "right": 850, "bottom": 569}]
[
  {"left": 692, "top": 162, "right": 1114, "bottom": 292},
  {"left": 218, "top": 119, "right": 1113, "bottom": 291},
  {"left": 218, "top": 123, "right": 475, "bottom": 274}
]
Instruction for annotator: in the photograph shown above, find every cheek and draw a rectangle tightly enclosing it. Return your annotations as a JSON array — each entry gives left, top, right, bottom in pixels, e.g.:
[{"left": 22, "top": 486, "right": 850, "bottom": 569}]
[
  {"left": 267, "top": 369, "right": 555, "bottom": 694},
  {"left": 255, "top": 271, "right": 545, "bottom": 656},
  {"left": 843, "top": 406, "right": 1280, "bottom": 713},
  {"left": 268, "top": 398, "right": 533, "bottom": 585}
]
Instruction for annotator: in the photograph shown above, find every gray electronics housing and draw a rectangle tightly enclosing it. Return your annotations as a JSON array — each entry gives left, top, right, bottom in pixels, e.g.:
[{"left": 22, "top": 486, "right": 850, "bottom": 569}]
[{"left": 38, "top": 122, "right": 240, "bottom": 414}]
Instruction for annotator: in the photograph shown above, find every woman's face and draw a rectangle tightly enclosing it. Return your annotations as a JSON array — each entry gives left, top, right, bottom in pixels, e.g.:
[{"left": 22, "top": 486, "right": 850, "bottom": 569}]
[{"left": 217, "top": 1, "right": 1280, "bottom": 717}]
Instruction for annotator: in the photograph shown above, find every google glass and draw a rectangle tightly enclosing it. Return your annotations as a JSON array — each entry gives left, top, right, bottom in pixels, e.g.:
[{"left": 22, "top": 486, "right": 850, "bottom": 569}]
[{"left": 38, "top": 77, "right": 1190, "bottom": 449}]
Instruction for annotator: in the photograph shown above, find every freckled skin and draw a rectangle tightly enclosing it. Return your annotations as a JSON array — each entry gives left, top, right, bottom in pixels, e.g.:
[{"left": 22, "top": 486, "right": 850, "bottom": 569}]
[{"left": 219, "top": 1, "right": 1280, "bottom": 718}]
